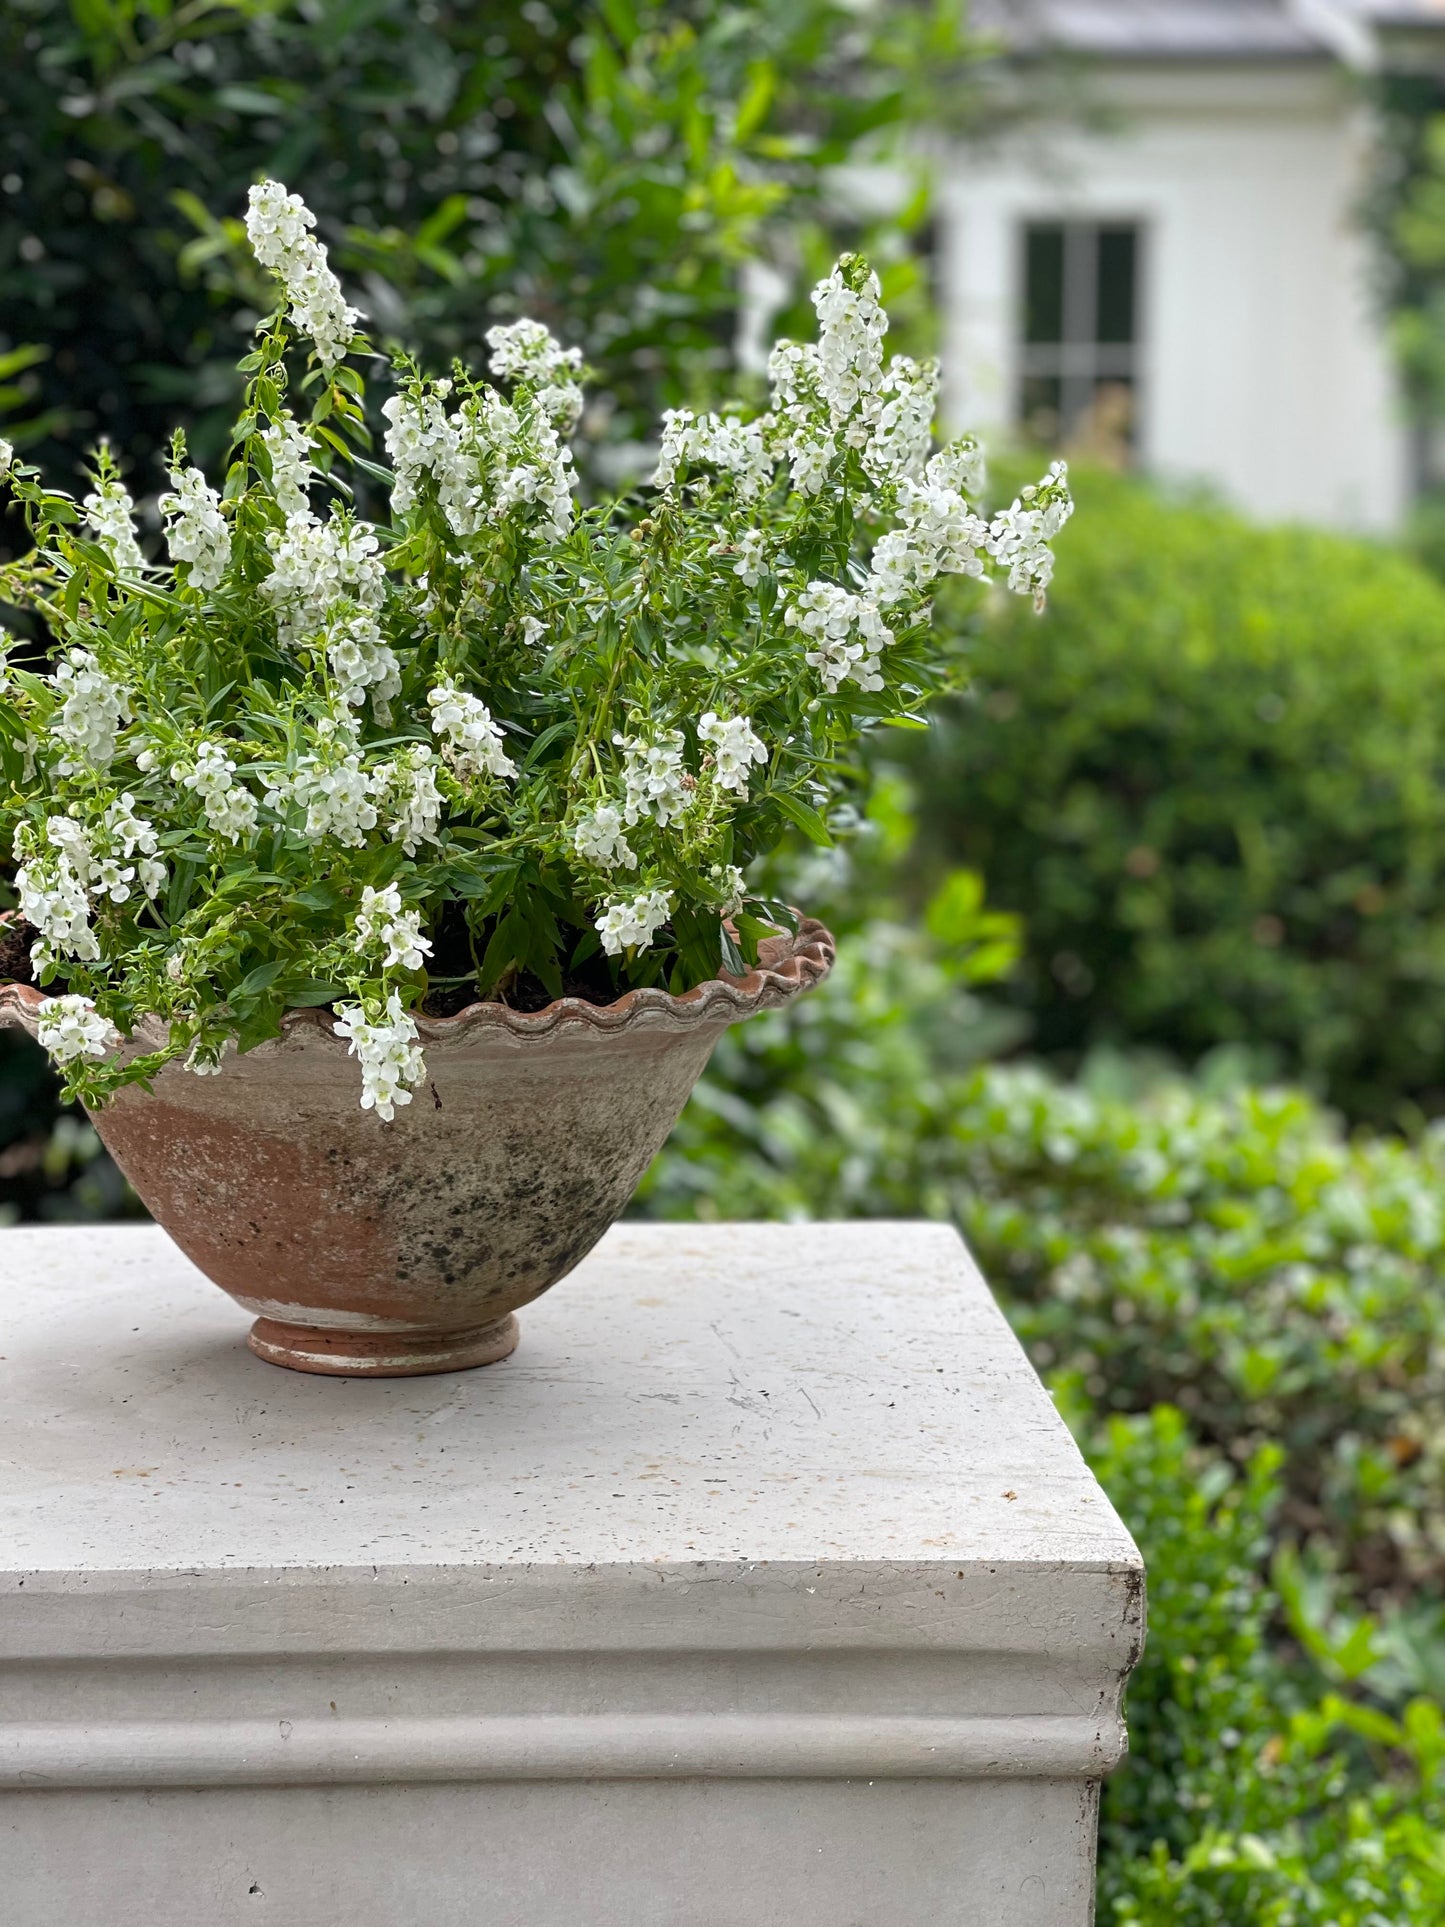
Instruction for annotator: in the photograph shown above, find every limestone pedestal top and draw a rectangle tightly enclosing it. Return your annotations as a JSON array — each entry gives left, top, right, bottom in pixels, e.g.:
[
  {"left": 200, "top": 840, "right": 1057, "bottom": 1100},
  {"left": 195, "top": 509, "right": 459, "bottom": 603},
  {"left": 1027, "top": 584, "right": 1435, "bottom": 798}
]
[{"left": 0, "top": 1218, "right": 1143, "bottom": 1927}]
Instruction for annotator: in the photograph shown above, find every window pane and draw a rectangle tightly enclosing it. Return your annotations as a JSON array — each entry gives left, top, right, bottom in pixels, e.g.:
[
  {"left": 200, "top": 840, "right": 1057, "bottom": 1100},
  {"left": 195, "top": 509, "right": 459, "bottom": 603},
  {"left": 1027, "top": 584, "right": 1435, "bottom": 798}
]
[
  {"left": 1023, "top": 225, "right": 1065, "bottom": 344},
  {"left": 1096, "top": 227, "right": 1137, "bottom": 345}
]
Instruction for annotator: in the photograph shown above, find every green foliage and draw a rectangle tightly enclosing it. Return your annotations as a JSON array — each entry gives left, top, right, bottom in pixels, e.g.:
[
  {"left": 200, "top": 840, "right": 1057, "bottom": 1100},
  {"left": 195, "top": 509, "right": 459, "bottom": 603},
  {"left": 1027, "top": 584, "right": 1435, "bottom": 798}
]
[
  {"left": 907, "top": 466, "right": 1445, "bottom": 1121},
  {"left": 1090, "top": 1408, "right": 1445, "bottom": 1926},
  {"left": 0, "top": 0, "right": 973, "bottom": 486}
]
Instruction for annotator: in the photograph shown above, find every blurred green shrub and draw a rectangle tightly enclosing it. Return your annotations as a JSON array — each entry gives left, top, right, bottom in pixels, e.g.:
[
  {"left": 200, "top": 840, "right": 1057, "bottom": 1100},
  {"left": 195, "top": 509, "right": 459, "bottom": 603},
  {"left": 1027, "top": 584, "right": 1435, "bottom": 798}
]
[{"left": 909, "top": 467, "right": 1445, "bottom": 1123}]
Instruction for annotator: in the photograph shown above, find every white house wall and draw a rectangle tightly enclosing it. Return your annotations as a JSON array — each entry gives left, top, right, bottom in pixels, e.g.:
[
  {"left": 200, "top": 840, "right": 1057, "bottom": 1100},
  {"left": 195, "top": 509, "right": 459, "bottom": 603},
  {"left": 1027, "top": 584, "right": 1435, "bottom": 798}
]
[{"left": 940, "top": 64, "right": 1408, "bottom": 531}]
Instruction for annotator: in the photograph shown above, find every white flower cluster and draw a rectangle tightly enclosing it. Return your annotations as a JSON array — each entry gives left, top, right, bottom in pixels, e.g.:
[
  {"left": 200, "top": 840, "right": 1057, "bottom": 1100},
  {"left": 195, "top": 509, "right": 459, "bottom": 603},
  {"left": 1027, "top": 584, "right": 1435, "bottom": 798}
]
[
  {"left": 263, "top": 732, "right": 445, "bottom": 854},
  {"left": 766, "top": 341, "right": 836, "bottom": 495},
  {"left": 259, "top": 416, "right": 315, "bottom": 518},
  {"left": 266, "top": 746, "right": 377, "bottom": 848},
  {"left": 486, "top": 319, "right": 585, "bottom": 431},
  {"left": 245, "top": 180, "right": 362, "bottom": 369},
  {"left": 729, "top": 529, "right": 767, "bottom": 586},
  {"left": 698, "top": 711, "right": 767, "bottom": 795},
  {"left": 428, "top": 676, "right": 517, "bottom": 783},
  {"left": 653, "top": 410, "right": 773, "bottom": 502},
  {"left": 261, "top": 513, "right": 400, "bottom": 716},
  {"left": 572, "top": 803, "right": 637, "bottom": 872},
  {"left": 595, "top": 886, "right": 673, "bottom": 957},
  {"left": 49, "top": 648, "right": 131, "bottom": 774},
  {"left": 159, "top": 466, "right": 231, "bottom": 592},
  {"left": 173, "top": 741, "right": 259, "bottom": 845},
  {"left": 615, "top": 731, "right": 692, "bottom": 828},
  {"left": 0, "top": 437, "right": 15, "bottom": 478},
  {"left": 13, "top": 801, "right": 163, "bottom": 974},
  {"left": 382, "top": 376, "right": 577, "bottom": 545},
  {"left": 862, "top": 354, "right": 940, "bottom": 487},
  {"left": 784, "top": 583, "right": 894, "bottom": 694},
  {"left": 984, "top": 462, "right": 1075, "bottom": 610},
  {"left": 711, "top": 863, "right": 747, "bottom": 917},
  {"left": 36, "top": 993, "right": 120, "bottom": 1067},
  {"left": 813, "top": 262, "right": 888, "bottom": 424},
  {"left": 82, "top": 477, "right": 145, "bottom": 574},
  {"left": 764, "top": 264, "right": 942, "bottom": 496},
  {"left": 869, "top": 455, "right": 991, "bottom": 607},
  {"left": 97, "top": 794, "right": 166, "bottom": 900},
  {"left": 352, "top": 883, "right": 432, "bottom": 972},
  {"left": 14, "top": 819, "right": 96, "bottom": 969},
  {"left": 332, "top": 991, "right": 426, "bottom": 1122},
  {"left": 379, "top": 746, "right": 445, "bottom": 857}
]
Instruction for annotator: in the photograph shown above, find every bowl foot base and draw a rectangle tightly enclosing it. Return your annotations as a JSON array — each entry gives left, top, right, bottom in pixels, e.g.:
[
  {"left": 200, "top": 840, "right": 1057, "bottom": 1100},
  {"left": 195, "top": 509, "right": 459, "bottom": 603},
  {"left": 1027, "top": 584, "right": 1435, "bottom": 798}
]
[{"left": 246, "top": 1312, "right": 521, "bottom": 1378}]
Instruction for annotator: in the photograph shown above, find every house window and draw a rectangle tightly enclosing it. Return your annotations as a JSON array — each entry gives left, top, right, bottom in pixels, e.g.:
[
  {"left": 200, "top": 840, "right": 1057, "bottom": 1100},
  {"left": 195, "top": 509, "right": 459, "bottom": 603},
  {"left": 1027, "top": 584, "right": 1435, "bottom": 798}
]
[{"left": 1018, "top": 222, "right": 1140, "bottom": 456}]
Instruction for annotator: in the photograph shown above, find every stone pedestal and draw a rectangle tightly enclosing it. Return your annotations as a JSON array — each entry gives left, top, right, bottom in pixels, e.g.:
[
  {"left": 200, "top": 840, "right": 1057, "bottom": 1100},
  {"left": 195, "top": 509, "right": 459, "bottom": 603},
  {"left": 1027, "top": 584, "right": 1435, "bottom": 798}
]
[{"left": 0, "top": 1220, "right": 1142, "bottom": 1926}]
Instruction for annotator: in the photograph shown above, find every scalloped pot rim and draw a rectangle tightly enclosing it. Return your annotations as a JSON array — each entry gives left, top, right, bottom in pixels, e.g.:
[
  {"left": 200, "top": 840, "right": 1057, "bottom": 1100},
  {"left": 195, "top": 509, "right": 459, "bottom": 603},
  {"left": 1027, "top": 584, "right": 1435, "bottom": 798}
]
[{"left": 0, "top": 917, "right": 836, "bottom": 1053}]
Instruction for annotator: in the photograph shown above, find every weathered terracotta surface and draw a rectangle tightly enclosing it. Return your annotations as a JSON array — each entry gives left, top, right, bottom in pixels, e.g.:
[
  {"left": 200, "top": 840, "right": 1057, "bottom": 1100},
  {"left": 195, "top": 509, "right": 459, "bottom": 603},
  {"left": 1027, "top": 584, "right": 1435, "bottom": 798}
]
[{"left": 0, "top": 921, "right": 834, "bottom": 1376}]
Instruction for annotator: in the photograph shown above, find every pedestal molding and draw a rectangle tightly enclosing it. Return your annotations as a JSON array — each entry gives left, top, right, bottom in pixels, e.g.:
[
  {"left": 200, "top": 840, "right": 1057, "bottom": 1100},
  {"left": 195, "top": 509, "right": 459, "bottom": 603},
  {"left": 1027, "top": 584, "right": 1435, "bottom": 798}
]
[{"left": 2, "top": 1711, "right": 1126, "bottom": 1788}]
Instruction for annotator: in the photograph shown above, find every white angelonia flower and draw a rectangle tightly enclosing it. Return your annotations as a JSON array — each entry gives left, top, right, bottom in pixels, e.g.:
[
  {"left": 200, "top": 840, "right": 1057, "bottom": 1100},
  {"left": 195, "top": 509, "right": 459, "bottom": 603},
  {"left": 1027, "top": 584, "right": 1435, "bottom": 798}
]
[
  {"left": 595, "top": 886, "right": 673, "bottom": 957},
  {"left": 614, "top": 730, "right": 691, "bottom": 828},
  {"left": 652, "top": 409, "right": 774, "bottom": 502},
  {"left": 985, "top": 460, "right": 1074, "bottom": 611},
  {"left": 245, "top": 180, "right": 362, "bottom": 369},
  {"left": 103, "top": 794, "right": 166, "bottom": 898},
  {"left": 262, "top": 512, "right": 386, "bottom": 646},
  {"left": 82, "top": 477, "right": 145, "bottom": 574},
  {"left": 36, "top": 993, "right": 120, "bottom": 1066},
  {"left": 184, "top": 1036, "right": 233, "bottom": 1078},
  {"left": 766, "top": 340, "right": 836, "bottom": 495},
  {"left": 520, "top": 614, "right": 547, "bottom": 649},
  {"left": 353, "top": 883, "right": 433, "bottom": 972},
  {"left": 14, "top": 825, "right": 99, "bottom": 971},
  {"left": 427, "top": 676, "right": 517, "bottom": 782},
  {"left": 159, "top": 466, "right": 231, "bottom": 592},
  {"left": 333, "top": 990, "right": 426, "bottom": 1121},
  {"left": 49, "top": 648, "right": 131, "bottom": 774},
  {"left": 811, "top": 260, "right": 887, "bottom": 426},
  {"left": 382, "top": 386, "right": 478, "bottom": 526},
  {"left": 487, "top": 399, "right": 576, "bottom": 540},
  {"left": 260, "top": 416, "right": 316, "bottom": 519},
  {"left": 485, "top": 319, "right": 585, "bottom": 431},
  {"left": 733, "top": 529, "right": 767, "bottom": 587},
  {"left": 784, "top": 582, "right": 894, "bottom": 694},
  {"left": 383, "top": 381, "right": 576, "bottom": 544},
  {"left": 927, "top": 436, "right": 986, "bottom": 498},
  {"left": 572, "top": 804, "right": 637, "bottom": 872},
  {"left": 267, "top": 749, "right": 379, "bottom": 848},
  {"left": 869, "top": 479, "right": 989, "bottom": 607},
  {"left": 173, "top": 741, "right": 259, "bottom": 845},
  {"left": 377, "top": 747, "right": 444, "bottom": 857},
  {"left": 862, "top": 355, "right": 939, "bottom": 486},
  {"left": 698, "top": 712, "right": 767, "bottom": 796},
  {"left": 0, "top": 438, "right": 15, "bottom": 479},
  {"left": 322, "top": 609, "right": 402, "bottom": 721},
  {"left": 711, "top": 863, "right": 747, "bottom": 918}
]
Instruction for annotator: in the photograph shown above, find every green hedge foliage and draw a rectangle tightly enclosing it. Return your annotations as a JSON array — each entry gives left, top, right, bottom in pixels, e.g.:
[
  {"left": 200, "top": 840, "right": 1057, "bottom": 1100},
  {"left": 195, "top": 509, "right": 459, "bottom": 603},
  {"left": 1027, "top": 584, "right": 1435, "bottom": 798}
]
[{"left": 911, "top": 468, "right": 1445, "bottom": 1122}]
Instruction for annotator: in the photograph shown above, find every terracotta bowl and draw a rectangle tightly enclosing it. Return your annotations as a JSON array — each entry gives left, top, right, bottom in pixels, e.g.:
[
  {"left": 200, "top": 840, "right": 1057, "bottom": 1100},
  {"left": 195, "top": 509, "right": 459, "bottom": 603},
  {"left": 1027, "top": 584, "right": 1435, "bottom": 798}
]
[{"left": 0, "top": 919, "right": 833, "bottom": 1376}]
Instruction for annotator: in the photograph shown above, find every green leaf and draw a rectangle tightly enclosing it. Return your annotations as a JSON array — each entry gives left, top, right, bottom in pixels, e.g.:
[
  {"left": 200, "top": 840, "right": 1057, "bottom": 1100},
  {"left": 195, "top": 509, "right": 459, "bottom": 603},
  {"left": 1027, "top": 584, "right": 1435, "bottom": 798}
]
[{"left": 770, "top": 791, "right": 833, "bottom": 847}]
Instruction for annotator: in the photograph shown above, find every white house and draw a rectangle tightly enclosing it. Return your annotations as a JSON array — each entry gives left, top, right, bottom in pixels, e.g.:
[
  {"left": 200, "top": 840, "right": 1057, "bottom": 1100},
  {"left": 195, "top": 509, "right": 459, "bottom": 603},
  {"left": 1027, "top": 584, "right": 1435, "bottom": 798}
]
[{"left": 942, "top": 0, "right": 1445, "bottom": 531}]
